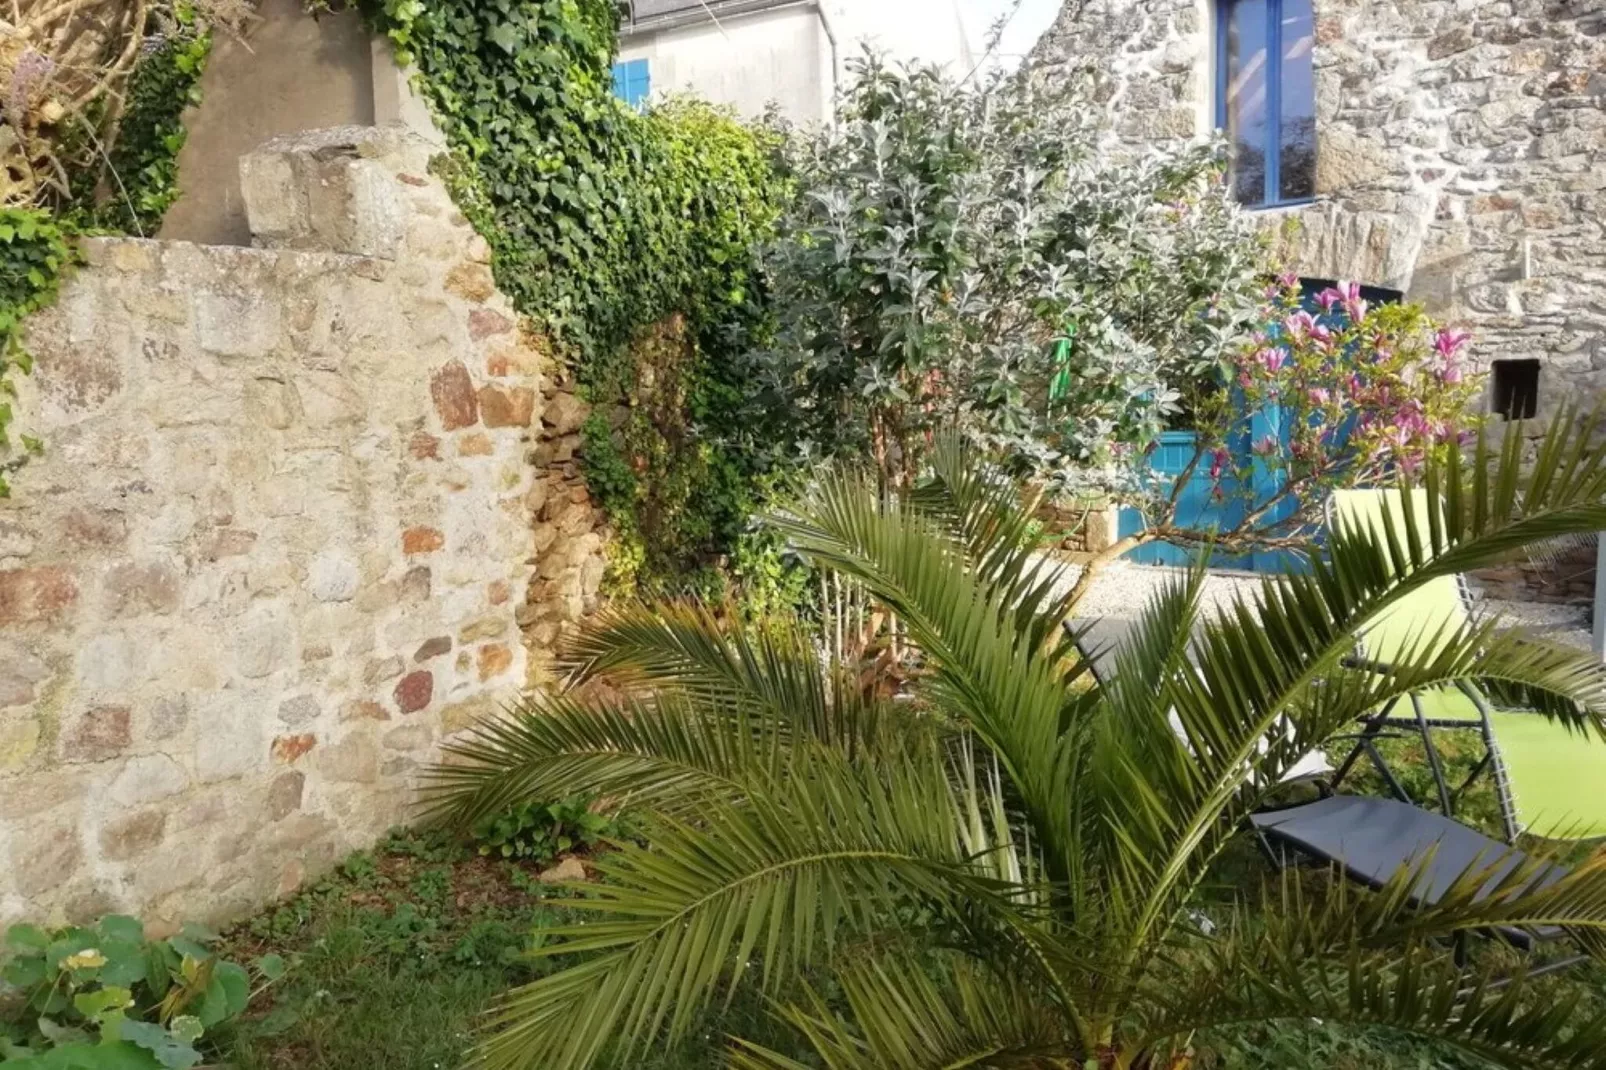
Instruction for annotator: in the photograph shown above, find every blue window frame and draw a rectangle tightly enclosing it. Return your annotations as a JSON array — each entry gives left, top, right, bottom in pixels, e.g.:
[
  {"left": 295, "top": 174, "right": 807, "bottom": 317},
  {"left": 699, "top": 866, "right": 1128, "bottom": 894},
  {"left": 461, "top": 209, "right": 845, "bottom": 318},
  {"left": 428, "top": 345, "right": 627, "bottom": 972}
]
[
  {"left": 611, "top": 58, "right": 651, "bottom": 110},
  {"left": 1215, "top": 0, "right": 1316, "bottom": 208}
]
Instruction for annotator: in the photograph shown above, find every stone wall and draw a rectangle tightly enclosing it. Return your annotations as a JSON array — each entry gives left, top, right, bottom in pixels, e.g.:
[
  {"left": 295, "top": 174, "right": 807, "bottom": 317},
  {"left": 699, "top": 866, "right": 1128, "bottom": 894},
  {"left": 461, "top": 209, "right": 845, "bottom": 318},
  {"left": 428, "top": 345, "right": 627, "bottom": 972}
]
[
  {"left": 1032, "top": 0, "right": 1606, "bottom": 600},
  {"left": 0, "top": 125, "right": 607, "bottom": 931}
]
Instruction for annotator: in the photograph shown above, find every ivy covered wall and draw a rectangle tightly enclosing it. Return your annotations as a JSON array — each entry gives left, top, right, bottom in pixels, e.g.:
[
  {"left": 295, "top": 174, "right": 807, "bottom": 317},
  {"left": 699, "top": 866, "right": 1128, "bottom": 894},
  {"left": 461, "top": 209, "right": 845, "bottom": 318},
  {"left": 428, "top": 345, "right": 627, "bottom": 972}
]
[{"left": 357, "top": 0, "right": 798, "bottom": 602}]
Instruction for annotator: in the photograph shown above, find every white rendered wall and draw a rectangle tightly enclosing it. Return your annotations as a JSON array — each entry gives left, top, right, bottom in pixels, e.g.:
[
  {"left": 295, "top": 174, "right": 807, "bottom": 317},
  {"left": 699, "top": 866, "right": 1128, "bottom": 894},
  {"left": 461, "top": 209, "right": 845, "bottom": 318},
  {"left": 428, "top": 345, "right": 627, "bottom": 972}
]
[{"left": 619, "top": 6, "right": 834, "bottom": 123}]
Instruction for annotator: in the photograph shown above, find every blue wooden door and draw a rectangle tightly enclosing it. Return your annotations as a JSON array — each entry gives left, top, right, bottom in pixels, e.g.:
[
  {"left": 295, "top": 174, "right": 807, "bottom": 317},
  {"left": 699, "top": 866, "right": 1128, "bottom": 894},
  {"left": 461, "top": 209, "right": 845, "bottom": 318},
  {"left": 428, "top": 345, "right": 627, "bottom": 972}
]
[{"left": 1118, "top": 405, "right": 1298, "bottom": 573}]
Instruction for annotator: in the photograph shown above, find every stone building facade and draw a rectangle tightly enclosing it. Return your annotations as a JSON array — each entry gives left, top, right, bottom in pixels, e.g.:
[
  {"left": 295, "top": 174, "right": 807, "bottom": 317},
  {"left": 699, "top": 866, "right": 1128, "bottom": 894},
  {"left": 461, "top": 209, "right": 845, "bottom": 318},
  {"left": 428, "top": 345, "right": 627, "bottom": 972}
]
[
  {"left": 1034, "top": 0, "right": 1599, "bottom": 417},
  {"left": 1032, "top": 0, "right": 1604, "bottom": 597},
  {"left": 1033, "top": 0, "right": 1604, "bottom": 415},
  {"left": 0, "top": 126, "right": 607, "bottom": 930}
]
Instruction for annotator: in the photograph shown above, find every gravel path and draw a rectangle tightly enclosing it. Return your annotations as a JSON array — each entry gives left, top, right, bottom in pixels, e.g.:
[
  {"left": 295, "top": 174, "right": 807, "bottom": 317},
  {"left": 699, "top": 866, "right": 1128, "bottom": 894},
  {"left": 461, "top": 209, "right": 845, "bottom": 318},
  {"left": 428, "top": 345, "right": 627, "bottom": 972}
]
[{"left": 1062, "top": 560, "right": 1596, "bottom": 653}]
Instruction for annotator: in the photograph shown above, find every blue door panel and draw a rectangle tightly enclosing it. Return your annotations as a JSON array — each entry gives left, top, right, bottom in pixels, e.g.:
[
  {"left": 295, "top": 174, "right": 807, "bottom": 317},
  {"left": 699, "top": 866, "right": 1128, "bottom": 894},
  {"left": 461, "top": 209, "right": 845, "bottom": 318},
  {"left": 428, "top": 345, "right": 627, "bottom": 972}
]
[{"left": 1118, "top": 407, "right": 1299, "bottom": 573}]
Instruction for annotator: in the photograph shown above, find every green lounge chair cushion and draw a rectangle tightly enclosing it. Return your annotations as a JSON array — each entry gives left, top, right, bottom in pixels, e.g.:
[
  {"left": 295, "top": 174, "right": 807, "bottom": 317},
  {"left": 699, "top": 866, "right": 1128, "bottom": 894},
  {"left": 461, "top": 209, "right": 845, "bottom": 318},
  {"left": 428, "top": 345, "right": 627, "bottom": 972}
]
[
  {"left": 1489, "top": 711, "right": 1606, "bottom": 840},
  {"left": 1336, "top": 488, "right": 1606, "bottom": 842},
  {"left": 1331, "top": 489, "right": 1468, "bottom": 665},
  {"left": 1393, "top": 686, "right": 1484, "bottom": 724}
]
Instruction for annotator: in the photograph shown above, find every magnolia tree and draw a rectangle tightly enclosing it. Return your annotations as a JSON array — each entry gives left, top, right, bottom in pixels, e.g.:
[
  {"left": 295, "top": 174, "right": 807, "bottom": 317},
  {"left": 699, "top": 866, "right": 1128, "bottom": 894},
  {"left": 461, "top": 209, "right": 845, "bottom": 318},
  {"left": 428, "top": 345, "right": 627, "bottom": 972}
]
[
  {"left": 1084, "top": 276, "right": 1486, "bottom": 602},
  {"left": 751, "top": 54, "right": 1480, "bottom": 607}
]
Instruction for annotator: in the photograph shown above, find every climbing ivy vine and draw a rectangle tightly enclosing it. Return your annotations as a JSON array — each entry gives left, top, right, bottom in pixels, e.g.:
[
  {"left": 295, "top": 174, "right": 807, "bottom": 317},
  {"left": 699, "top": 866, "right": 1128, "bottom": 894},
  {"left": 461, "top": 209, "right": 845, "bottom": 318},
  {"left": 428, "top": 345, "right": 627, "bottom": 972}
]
[
  {"left": 72, "top": 25, "right": 214, "bottom": 237},
  {"left": 0, "top": 209, "right": 71, "bottom": 497},
  {"left": 358, "top": 0, "right": 798, "bottom": 599}
]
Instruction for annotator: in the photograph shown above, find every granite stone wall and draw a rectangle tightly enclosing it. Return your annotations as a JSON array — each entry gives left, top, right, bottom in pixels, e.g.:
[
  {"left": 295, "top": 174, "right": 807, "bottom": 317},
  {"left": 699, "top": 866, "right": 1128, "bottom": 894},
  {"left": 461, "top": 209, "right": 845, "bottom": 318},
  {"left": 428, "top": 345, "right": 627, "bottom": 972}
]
[
  {"left": 1033, "top": 0, "right": 1606, "bottom": 599},
  {"left": 0, "top": 126, "right": 607, "bottom": 930}
]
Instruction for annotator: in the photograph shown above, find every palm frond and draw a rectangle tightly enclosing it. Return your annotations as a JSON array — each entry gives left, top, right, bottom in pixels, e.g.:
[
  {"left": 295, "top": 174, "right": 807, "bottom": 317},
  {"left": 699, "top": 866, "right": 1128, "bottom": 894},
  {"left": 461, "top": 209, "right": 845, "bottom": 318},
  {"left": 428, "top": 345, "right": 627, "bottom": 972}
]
[
  {"left": 912, "top": 435, "right": 1077, "bottom": 656},
  {"left": 464, "top": 745, "right": 1028, "bottom": 1070},
  {"left": 421, "top": 691, "right": 790, "bottom": 828},
  {"left": 1136, "top": 860, "right": 1606, "bottom": 1069},
  {"left": 728, "top": 952, "right": 1075, "bottom": 1070},
  {"left": 559, "top": 600, "right": 900, "bottom": 753},
  {"left": 770, "top": 467, "right": 1097, "bottom": 884}
]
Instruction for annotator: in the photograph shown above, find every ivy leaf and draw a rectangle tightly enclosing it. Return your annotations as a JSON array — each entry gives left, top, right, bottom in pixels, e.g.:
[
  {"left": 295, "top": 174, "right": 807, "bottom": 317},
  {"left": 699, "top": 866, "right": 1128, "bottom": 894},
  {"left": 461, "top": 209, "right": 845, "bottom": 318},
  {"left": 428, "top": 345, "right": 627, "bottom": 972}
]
[
  {"left": 72, "top": 987, "right": 132, "bottom": 1021},
  {"left": 35, "top": 1018, "right": 89, "bottom": 1047},
  {"left": 0, "top": 1040, "right": 162, "bottom": 1069},
  {"left": 253, "top": 953, "right": 286, "bottom": 982},
  {"left": 3, "top": 954, "right": 46, "bottom": 989},
  {"left": 487, "top": 22, "right": 521, "bottom": 54},
  {"left": 96, "top": 940, "right": 149, "bottom": 988},
  {"left": 6, "top": 924, "right": 49, "bottom": 955},
  {"left": 216, "top": 961, "right": 251, "bottom": 1016},
  {"left": 194, "top": 961, "right": 249, "bottom": 1027}
]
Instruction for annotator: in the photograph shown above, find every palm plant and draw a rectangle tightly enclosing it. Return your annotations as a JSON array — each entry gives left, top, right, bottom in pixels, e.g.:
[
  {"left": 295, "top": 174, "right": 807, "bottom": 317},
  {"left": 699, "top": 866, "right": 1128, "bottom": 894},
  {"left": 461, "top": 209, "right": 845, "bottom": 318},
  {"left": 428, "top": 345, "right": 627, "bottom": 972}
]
[{"left": 432, "top": 409, "right": 1606, "bottom": 1070}]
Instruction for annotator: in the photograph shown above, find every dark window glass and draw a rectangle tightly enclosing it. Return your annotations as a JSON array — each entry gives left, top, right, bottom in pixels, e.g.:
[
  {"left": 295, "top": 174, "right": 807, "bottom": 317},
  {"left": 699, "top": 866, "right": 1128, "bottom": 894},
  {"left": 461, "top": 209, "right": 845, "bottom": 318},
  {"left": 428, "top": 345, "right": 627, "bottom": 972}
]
[
  {"left": 1491, "top": 360, "right": 1540, "bottom": 421},
  {"left": 1218, "top": 0, "right": 1317, "bottom": 207}
]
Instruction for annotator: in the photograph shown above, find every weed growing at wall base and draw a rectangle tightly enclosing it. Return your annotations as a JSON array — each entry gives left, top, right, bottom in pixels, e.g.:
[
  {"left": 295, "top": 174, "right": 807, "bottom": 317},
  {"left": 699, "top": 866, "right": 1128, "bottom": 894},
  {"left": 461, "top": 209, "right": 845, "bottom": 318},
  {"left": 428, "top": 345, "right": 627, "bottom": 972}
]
[{"left": 0, "top": 915, "right": 279, "bottom": 1069}]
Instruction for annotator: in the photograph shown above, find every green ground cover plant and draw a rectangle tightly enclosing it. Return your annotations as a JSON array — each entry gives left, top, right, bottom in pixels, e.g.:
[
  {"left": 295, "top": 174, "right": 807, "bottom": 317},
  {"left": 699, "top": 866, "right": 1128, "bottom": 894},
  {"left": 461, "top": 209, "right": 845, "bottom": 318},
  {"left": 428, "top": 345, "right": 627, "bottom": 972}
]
[
  {"left": 212, "top": 830, "right": 798, "bottom": 1070},
  {"left": 0, "top": 915, "right": 277, "bottom": 1069}
]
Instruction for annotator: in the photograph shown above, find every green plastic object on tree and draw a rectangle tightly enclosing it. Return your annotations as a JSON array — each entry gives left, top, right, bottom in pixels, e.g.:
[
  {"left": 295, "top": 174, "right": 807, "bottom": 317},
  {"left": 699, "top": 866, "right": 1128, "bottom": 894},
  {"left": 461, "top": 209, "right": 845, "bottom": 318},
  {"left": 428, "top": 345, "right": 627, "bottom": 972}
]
[{"left": 1049, "top": 331, "right": 1074, "bottom": 405}]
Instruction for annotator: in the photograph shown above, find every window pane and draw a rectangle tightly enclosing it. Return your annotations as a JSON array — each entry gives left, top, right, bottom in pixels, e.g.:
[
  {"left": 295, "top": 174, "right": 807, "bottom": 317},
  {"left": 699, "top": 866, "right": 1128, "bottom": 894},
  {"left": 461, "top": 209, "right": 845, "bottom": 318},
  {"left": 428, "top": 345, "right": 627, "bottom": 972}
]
[
  {"left": 1278, "top": 0, "right": 1316, "bottom": 201},
  {"left": 1224, "top": 0, "right": 1268, "bottom": 205}
]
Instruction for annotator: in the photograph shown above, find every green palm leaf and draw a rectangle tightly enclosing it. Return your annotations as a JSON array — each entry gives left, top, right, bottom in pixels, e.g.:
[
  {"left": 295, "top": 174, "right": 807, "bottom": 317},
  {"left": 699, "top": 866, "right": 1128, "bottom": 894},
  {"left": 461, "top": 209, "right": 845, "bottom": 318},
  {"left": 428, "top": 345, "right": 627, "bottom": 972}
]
[
  {"left": 434, "top": 406, "right": 1606, "bottom": 1070},
  {"left": 1138, "top": 860, "right": 1606, "bottom": 1069},
  {"left": 728, "top": 953, "right": 1074, "bottom": 1070},
  {"left": 465, "top": 746, "right": 1030, "bottom": 1070},
  {"left": 422, "top": 691, "right": 786, "bottom": 827}
]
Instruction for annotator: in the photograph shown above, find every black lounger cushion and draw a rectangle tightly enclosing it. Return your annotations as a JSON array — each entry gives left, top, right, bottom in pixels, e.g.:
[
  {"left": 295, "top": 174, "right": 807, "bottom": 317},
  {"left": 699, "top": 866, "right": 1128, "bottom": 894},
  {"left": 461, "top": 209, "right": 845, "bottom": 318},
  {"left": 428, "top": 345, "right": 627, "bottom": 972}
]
[{"left": 1250, "top": 796, "right": 1566, "bottom": 947}]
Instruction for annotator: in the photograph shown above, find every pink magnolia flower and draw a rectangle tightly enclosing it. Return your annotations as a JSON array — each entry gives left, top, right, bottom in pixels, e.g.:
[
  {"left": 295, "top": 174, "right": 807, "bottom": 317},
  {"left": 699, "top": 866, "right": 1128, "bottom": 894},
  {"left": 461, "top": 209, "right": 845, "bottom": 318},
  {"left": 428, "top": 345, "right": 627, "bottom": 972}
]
[
  {"left": 1338, "top": 280, "right": 1369, "bottom": 321},
  {"left": 1284, "top": 311, "right": 1318, "bottom": 339},
  {"left": 1392, "top": 403, "right": 1430, "bottom": 441},
  {"left": 1252, "top": 435, "right": 1278, "bottom": 456},
  {"left": 1433, "top": 328, "right": 1472, "bottom": 361},
  {"left": 1255, "top": 347, "right": 1288, "bottom": 373},
  {"left": 1277, "top": 271, "right": 1300, "bottom": 290},
  {"left": 1209, "top": 447, "right": 1230, "bottom": 480},
  {"left": 1314, "top": 288, "right": 1342, "bottom": 314},
  {"left": 1308, "top": 387, "right": 1331, "bottom": 405}
]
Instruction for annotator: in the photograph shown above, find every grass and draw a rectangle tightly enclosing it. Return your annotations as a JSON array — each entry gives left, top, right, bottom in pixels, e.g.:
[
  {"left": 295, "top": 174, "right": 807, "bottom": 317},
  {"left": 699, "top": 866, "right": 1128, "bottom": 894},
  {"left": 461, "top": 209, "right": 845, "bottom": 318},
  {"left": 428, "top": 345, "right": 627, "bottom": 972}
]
[{"left": 215, "top": 830, "right": 792, "bottom": 1070}]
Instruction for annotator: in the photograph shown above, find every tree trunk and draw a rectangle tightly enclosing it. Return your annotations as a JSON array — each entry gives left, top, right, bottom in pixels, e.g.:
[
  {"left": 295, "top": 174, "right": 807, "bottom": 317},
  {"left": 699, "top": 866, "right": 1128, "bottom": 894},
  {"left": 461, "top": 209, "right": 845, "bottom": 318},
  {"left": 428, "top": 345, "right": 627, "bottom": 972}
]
[{"left": 1063, "top": 533, "right": 1153, "bottom": 616}]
